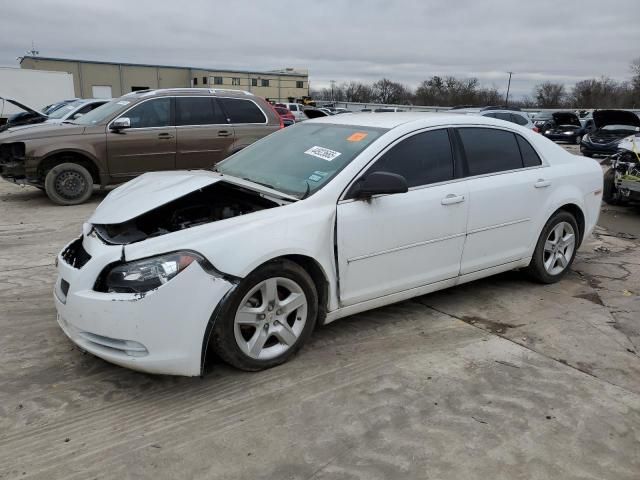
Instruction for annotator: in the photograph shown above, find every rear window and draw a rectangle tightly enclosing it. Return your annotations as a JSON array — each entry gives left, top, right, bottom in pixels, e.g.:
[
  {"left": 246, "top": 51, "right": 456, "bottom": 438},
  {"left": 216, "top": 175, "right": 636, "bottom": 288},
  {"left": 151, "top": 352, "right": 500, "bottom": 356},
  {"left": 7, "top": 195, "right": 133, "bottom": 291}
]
[
  {"left": 275, "top": 107, "right": 289, "bottom": 115},
  {"left": 176, "top": 97, "right": 226, "bottom": 125},
  {"left": 218, "top": 98, "right": 267, "bottom": 123},
  {"left": 511, "top": 113, "right": 529, "bottom": 126},
  {"left": 458, "top": 128, "right": 523, "bottom": 175}
]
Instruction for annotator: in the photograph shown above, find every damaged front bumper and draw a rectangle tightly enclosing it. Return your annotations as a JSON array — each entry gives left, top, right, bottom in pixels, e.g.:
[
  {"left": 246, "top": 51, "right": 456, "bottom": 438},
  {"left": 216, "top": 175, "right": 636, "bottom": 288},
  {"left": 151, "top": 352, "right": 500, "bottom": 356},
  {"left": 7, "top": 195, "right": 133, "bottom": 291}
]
[{"left": 54, "top": 232, "right": 235, "bottom": 376}]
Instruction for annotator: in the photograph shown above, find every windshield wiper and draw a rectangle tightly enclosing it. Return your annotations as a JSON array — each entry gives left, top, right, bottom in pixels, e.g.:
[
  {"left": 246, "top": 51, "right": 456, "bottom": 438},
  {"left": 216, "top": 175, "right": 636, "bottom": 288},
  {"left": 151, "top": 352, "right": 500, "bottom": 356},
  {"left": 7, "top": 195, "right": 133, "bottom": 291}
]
[
  {"left": 300, "top": 181, "right": 311, "bottom": 200},
  {"left": 242, "top": 177, "right": 276, "bottom": 190}
]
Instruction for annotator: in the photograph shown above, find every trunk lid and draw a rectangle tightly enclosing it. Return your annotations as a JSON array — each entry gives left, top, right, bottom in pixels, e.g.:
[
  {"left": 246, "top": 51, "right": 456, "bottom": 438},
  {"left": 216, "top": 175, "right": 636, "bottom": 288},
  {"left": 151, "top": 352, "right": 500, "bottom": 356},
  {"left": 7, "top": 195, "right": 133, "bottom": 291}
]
[{"left": 552, "top": 112, "right": 580, "bottom": 127}]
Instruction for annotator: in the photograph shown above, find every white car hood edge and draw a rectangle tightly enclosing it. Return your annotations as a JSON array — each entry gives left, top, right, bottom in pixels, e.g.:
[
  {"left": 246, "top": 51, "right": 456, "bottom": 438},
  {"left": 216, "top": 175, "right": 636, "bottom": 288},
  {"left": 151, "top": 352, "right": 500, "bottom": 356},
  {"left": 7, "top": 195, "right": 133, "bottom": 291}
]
[{"left": 89, "top": 170, "right": 297, "bottom": 225}]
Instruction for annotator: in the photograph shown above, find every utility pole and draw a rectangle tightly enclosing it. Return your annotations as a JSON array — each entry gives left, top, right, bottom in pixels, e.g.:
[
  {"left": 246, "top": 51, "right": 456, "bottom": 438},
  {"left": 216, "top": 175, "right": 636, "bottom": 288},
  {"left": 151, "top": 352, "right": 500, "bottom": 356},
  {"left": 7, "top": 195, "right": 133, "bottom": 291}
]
[
  {"left": 330, "top": 79, "right": 336, "bottom": 103},
  {"left": 505, "top": 71, "right": 513, "bottom": 106}
]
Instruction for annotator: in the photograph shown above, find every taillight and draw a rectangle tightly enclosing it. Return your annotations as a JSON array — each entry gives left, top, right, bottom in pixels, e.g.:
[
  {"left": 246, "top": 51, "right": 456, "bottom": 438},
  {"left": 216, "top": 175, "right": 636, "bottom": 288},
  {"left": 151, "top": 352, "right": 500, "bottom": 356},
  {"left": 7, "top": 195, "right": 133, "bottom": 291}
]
[{"left": 265, "top": 101, "right": 284, "bottom": 129}]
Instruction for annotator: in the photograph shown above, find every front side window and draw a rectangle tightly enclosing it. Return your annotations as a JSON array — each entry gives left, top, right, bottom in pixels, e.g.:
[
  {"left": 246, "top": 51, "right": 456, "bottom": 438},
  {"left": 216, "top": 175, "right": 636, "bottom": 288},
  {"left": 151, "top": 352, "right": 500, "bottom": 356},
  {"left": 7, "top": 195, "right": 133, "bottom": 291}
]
[
  {"left": 218, "top": 98, "right": 266, "bottom": 124},
  {"left": 458, "top": 128, "right": 523, "bottom": 175},
  {"left": 176, "top": 97, "right": 226, "bottom": 126},
  {"left": 123, "top": 98, "right": 171, "bottom": 128},
  {"left": 217, "top": 123, "right": 386, "bottom": 198},
  {"left": 367, "top": 129, "right": 454, "bottom": 188}
]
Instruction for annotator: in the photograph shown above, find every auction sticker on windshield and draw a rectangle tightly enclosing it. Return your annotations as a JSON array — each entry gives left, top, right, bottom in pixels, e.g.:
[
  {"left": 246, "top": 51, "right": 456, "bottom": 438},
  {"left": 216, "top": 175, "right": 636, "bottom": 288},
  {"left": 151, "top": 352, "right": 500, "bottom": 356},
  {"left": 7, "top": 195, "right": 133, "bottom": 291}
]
[{"left": 304, "top": 146, "right": 341, "bottom": 162}]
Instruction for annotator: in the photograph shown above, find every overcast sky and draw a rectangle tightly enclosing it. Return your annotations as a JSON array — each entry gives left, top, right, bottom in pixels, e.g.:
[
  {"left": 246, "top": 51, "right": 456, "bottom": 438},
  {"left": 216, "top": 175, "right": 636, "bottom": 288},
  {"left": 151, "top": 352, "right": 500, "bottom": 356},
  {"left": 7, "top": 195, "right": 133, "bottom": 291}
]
[{"left": 1, "top": 0, "right": 639, "bottom": 99}]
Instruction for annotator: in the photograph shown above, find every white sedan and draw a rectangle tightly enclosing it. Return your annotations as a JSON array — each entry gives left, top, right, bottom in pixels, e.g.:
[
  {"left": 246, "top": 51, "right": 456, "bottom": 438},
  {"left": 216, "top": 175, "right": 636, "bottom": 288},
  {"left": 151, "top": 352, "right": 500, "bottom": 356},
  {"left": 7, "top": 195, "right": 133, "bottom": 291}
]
[{"left": 54, "top": 113, "right": 603, "bottom": 375}]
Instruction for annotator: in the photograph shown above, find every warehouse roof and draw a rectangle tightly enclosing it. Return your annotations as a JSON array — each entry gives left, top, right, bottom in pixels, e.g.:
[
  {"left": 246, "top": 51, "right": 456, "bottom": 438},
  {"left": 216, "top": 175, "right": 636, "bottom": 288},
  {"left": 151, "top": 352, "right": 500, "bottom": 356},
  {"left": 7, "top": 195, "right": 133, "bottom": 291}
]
[{"left": 19, "top": 56, "right": 307, "bottom": 77}]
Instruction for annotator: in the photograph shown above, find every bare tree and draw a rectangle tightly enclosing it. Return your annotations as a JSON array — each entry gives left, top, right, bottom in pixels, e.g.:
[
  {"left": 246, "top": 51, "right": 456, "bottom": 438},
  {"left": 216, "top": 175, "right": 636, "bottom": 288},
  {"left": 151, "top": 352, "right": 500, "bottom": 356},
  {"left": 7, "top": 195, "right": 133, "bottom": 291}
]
[
  {"left": 534, "top": 82, "right": 566, "bottom": 108},
  {"left": 343, "top": 81, "right": 374, "bottom": 103},
  {"left": 372, "top": 78, "right": 411, "bottom": 104}
]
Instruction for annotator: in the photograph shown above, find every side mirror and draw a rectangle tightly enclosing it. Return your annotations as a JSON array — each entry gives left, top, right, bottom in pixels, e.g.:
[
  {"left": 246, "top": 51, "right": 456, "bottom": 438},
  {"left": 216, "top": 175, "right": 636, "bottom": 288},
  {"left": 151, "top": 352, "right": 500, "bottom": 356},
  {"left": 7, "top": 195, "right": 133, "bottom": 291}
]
[
  {"left": 351, "top": 171, "right": 408, "bottom": 199},
  {"left": 110, "top": 117, "right": 131, "bottom": 131},
  {"left": 72, "top": 113, "right": 84, "bottom": 120}
]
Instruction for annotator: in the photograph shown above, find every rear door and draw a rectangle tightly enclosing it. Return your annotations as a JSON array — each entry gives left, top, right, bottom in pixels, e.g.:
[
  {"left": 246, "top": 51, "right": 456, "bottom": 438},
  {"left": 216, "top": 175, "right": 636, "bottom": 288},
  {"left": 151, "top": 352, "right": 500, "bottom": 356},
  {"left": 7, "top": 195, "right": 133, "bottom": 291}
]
[
  {"left": 456, "top": 127, "right": 547, "bottom": 274},
  {"left": 175, "top": 96, "right": 234, "bottom": 169},
  {"left": 106, "top": 97, "right": 176, "bottom": 177},
  {"left": 218, "top": 97, "right": 277, "bottom": 150}
]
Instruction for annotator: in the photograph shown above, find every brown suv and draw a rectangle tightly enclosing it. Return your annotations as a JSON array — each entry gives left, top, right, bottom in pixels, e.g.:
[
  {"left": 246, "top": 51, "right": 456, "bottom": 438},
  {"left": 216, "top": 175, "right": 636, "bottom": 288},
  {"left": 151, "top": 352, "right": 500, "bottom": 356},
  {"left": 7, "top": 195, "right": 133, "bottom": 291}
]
[{"left": 0, "top": 88, "right": 282, "bottom": 204}]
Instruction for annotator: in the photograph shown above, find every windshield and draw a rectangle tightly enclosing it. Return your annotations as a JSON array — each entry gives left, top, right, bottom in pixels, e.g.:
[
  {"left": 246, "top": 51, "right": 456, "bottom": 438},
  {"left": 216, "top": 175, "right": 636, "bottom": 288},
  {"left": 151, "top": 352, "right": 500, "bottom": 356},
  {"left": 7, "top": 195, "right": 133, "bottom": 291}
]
[
  {"left": 602, "top": 124, "right": 639, "bottom": 132},
  {"left": 47, "top": 100, "right": 84, "bottom": 119},
  {"left": 73, "top": 98, "right": 132, "bottom": 125},
  {"left": 217, "top": 123, "right": 387, "bottom": 198}
]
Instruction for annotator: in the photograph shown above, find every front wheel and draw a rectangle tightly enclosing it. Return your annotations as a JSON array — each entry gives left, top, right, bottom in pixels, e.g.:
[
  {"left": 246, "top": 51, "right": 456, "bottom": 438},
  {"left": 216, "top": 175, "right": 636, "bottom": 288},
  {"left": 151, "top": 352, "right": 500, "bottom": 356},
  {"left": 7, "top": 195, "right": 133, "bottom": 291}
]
[
  {"left": 210, "top": 259, "right": 318, "bottom": 371},
  {"left": 527, "top": 211, "right": 579, "bottom": 284},
  {"left": 603, "top": 168, "right": 625, "bottom": 205},
  {"left": 44, "top": 162, "right": 94, "bottom": 205}
]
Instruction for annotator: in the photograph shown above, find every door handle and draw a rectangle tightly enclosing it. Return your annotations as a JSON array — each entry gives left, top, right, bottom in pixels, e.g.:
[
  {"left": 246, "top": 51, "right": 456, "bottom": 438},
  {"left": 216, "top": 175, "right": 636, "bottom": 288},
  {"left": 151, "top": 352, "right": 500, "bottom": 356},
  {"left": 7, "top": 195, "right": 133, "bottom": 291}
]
[
  {"left": 157, "top": 133, "right": 174, "bottom": 139},
  {"left": 441, "top": 194, "right": 465, "bottom": 205},
  {"left": 534, "top": 179, "right": 551, "bottom": 188},
  {"left": 217, "top": 130, "right": 232, "bottom": 137}
]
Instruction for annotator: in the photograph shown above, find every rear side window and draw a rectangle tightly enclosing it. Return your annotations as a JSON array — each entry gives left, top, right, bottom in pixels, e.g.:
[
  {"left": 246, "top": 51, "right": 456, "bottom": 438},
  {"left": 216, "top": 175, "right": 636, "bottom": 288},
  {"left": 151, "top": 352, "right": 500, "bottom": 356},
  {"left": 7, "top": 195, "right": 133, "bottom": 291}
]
[
  {"left": 369, "top": 129, "right": 454, "bottom": 187},
  {"left": 176, "top": 97, "right": 226, "bottom": 125},
  {"left": 218, "top": 98, "right": 267, "bottom": 124},
  {"left": 511, "top": 113, "right": 529, "bottom": 126},
  {"left": 124, "top": 98, "right": 171, "bottom": 128},
  {"left": 493, "top": 112, "right": 512, "bottom": 122},
  {"left": 516, "top": 135, "right": 542, "bottom": 167},
  {"left": 458, "top": 128, "right": 522, "bottom": 175}
]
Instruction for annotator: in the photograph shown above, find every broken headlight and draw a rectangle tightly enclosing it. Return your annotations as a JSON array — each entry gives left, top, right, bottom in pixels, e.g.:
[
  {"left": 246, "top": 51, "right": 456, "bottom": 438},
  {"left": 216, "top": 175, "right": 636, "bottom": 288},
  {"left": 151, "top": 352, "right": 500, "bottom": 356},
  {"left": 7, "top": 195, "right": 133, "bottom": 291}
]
[{"left": 102, "top": 251, "right": 205, "bottom": 293}]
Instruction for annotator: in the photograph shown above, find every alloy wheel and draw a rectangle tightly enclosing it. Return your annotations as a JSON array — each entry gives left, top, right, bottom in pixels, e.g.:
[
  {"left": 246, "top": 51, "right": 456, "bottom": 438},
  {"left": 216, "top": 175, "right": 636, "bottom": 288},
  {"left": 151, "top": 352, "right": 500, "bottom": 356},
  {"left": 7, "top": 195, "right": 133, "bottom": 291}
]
[
  {"left": 543, "top": 221, "right": 576, "bottom": 275},
  {"left": 233, "top": 277, "right": 308, "bottom": 360}
]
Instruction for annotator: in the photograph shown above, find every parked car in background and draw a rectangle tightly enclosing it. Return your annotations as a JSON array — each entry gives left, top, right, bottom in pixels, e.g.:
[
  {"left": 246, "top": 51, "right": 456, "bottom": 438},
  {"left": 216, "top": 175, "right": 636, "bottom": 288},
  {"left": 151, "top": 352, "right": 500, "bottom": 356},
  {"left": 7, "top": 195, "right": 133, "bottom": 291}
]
[
  {"left": 274, "top": 106, "right": 295, "bottom": 127},
  {"left": 542, "top": 111, "right": 587, "bottom": 144},
  {"left": 53, "top": 113, "right": 602, "bottom": 375},
  {"left": 532, "top": 111, "right": 554, "bottom": 132},
  {"left": 602, "top": 133, "right": 640, "bottom": 205},
  {"left": 580, "top": 110, "right": 640, "bottom": 158},
  {"left": 455, "top": 108, "right": 536, "bottom": 131},
  {"left": 317, "top": 107, "right": 335, "bottom": 116},
  {"left": 0, "top": 97, "right": 109, "bottom": 132},
  {"left": 0, "top": 88, "right": 281, "bottom": 205},
  {"left": 42, "top": 99, "right": 79, "bottom": 115},
  {"left": 280, "top": 103, "right": 307, "bottom": 121}
]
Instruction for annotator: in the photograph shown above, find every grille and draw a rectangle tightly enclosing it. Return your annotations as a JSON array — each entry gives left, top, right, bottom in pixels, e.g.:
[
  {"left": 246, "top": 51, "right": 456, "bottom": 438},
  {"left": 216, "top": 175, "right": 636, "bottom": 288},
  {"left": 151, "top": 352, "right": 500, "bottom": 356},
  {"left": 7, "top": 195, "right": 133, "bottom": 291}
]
[{"left": 61, "top": 237, "right": 91, "bottom": 269}]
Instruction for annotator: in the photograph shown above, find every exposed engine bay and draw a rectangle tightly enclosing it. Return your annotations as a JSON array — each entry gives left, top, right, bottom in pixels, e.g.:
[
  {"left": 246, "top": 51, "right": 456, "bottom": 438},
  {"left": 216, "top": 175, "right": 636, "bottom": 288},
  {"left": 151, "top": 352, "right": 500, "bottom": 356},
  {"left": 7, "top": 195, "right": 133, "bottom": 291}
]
[
  {"left": 93, "top": 182, "right": 282, "bottom": 244},
  {"left": 606, "top": 136, "right": 640, "bottom": 203}
]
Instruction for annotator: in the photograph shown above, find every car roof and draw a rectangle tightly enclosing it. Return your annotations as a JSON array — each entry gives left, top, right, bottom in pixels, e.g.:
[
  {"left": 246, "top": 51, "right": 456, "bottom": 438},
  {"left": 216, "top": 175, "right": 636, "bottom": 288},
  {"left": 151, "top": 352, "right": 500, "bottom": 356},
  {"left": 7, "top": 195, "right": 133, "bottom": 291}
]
[
  {"left": 121, "top": 88, "right": 256, "bottom": 98},
  {"left": 305, "top": 112, "right": 522, "bottom": 129}
]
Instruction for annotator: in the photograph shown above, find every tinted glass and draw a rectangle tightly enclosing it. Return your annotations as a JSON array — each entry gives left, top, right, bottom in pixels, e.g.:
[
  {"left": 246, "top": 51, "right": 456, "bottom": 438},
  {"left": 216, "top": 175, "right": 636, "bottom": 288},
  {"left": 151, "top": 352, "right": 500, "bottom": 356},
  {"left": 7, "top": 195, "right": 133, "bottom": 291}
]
[
  {"left": 219, "top": 98, "right": 266, "bottom": 123},
  {"left": 125, "top": 98, "right": 171, "bottom": 128},
  {"left": 369, "top": 129, "right": 454, "bottom": 187},
  {"left": 493, "top": 112, "right": 512, "bottom": 122},
  {"left": 458, "top": 128, "right": 523, "bottom": 175},
  {"left": 516, "top": 135, "right": 542, "bottom": 167},
  {"left": 511, "top": 113, "right": 529, "bottom": 126},
  {"left": 176, "top": 97, "right": 225, "bottom": 125}
]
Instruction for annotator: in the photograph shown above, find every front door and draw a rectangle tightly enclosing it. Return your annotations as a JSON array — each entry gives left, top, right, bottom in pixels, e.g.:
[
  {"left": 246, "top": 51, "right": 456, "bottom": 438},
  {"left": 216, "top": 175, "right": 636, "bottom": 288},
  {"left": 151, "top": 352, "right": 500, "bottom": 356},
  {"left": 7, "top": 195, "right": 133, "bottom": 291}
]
[
  {"left": 336, "top": 128, "right": 469, "bottom": 306},
  {"left": 175, "top": 96, "right": 235, "bottom": 169},
  {"left": 106, "top": 97, "right": 175, "bottom": 178}
]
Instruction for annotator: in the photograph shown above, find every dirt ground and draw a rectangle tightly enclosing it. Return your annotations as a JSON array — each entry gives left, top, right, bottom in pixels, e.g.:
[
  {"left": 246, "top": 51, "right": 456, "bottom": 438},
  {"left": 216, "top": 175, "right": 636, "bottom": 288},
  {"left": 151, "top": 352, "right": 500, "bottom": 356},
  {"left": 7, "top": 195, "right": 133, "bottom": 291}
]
[{"left": 1, "top": 146, "right": 639, "bottom": 479}]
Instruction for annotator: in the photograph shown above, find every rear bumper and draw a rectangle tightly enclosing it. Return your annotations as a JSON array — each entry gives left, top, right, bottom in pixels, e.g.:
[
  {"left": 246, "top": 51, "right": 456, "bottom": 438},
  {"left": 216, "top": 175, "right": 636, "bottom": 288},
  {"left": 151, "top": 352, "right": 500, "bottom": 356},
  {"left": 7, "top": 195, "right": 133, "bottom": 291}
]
[{"left": 54, "top": 234, "right": 235, "bottom": 376}]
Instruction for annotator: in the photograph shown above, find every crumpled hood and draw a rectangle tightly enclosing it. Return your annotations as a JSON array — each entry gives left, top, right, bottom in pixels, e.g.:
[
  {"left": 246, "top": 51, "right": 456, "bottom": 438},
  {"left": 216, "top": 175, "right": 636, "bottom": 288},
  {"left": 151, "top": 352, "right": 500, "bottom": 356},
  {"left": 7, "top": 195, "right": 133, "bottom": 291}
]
[
  {"left": 0, "top": 122, "right": 87, "bottom": 141},
  {"left": 593, "top": 110, "right": 640, "bottom": 129},
  {"left": 617, "top": 134, "right": 640, "bottom": 153},
  {"left": 89, "top": 170, "right": 298, "bottom": 225},
  {"left": 552, "top": 112, "right": 580, "bottom": 127}
]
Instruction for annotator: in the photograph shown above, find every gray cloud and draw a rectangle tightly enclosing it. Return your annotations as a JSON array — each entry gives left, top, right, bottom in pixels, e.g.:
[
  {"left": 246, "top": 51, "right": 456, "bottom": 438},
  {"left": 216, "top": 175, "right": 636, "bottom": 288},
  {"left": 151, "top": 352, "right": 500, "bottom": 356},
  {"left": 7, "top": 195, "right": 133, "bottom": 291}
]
[{"left": 1, "top": 0, "right": 638, "bottom": 98}]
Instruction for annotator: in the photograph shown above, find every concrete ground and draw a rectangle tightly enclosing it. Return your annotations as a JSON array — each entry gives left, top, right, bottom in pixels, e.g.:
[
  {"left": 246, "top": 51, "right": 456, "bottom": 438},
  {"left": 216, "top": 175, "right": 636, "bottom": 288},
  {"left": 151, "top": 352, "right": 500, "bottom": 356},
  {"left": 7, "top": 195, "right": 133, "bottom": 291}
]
[{"left": 1, "top": 152, "right": 639, "bottom": 479}]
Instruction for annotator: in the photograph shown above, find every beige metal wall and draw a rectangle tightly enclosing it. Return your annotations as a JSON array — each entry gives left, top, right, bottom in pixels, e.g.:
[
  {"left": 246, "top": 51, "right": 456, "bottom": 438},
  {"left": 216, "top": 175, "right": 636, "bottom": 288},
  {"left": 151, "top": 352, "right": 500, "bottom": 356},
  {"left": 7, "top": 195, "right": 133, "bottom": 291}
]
[{"left": 21, "top": 58, "right": 308, "bottom": 101}]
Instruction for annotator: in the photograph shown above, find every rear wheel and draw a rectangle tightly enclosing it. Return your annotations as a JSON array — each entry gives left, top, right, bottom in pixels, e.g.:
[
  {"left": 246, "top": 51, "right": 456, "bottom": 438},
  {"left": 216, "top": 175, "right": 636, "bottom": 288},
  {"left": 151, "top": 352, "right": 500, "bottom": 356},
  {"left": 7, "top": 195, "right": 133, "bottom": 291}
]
[
  {"left": 210, "top": 259, "right": 318, "bottom": 371},
  {"left": 44, "top": 162, "right": 94, "bottom": 205},
  {"left": 527, "top": 211, "right": 579, "bottom": 284}
]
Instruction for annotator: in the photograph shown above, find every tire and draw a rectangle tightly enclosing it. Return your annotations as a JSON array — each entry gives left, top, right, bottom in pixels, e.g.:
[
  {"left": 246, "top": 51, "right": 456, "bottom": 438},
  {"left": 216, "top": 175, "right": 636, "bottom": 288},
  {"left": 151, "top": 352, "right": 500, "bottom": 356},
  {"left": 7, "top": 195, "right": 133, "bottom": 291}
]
[
  {"left": 527, "top": 211, "right": 579, "bottom": 284},
  {"left": 210, "top": 259, "right": 318, "bottom": 371},
  {"left": 44, "top": 162, "right": 94, "bottom": 205},
  {"left": 603, "top": 168, "right": 625, "bottom": 205}
]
